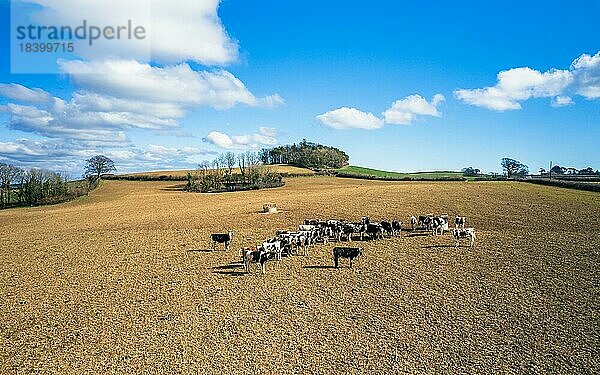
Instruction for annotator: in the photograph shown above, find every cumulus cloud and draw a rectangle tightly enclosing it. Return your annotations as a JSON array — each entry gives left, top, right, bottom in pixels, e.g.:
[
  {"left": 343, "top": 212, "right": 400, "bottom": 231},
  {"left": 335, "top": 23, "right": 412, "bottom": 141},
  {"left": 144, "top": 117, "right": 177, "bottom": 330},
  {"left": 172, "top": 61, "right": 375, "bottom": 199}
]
[
  {"left": 23, "top": 0, "right": 238, "bottom": 65},
  {"left": 571, "top": 52, "right": 600, "bottom": 99},
  {"left": 316, "top": 94, "right": 444, "bottom": 130},
  {"left": 316, "top": 107, "right": 384, "bottom": 130},
  {"left": 551, "top": 96, "right": 574, "bottom": 107},
  {"left": 455, "top": 51, "right": 600, "bottom": 110},
  {"left": 383, "top": 94, "right": 445, "bottom": 125},
  {"left": 204, "top": 130, "right": 278, "bottom": 150},
  {"left": 59, "top": 59, "right": 283, "bottom": 110},
  {"left": 0, "top": 84, "right": 52, "bottom": 104},
  {"left": 0, "top": 138, "right": 212, "bottom": 174},
  {"left": 0, "top": 60, "right": 283, "bottom": 147}
]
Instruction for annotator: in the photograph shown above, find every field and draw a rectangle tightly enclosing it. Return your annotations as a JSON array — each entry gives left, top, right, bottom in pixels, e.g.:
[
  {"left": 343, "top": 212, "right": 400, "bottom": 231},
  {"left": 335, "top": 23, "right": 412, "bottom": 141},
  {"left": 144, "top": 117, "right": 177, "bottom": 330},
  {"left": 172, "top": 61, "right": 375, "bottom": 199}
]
[
  {"left": 1, "top": 177, "right": 599, "bottom": 373},
  {"left": 116, "top": 164, "right": 315, "bottom": 179},
  {"left": 336, "top": 166, "right": 467, "bottom": 180}
]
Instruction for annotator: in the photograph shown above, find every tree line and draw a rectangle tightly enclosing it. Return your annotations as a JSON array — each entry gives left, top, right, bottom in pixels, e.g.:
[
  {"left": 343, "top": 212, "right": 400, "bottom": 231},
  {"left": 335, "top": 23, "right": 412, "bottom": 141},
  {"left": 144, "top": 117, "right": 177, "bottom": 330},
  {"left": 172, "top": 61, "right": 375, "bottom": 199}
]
[
  {"left": 259, "top": 139, "right": 349, "bottom": 170},
  {"left": 0, "top": 163, "right": 83, "bottom": 208},
  {"left": 186, "top": 151, "right": 283, "bottom": 193},
  {"left": 540, "top": 165, "right": 599, "bottom": 176}
]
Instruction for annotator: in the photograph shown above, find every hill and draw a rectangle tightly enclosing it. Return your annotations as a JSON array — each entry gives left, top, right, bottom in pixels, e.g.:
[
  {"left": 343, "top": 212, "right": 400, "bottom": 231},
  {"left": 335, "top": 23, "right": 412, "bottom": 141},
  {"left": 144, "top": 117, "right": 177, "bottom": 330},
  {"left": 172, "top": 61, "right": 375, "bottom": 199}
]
[{"left": 335, "top": 166, "right": 467, "bottom": 181}]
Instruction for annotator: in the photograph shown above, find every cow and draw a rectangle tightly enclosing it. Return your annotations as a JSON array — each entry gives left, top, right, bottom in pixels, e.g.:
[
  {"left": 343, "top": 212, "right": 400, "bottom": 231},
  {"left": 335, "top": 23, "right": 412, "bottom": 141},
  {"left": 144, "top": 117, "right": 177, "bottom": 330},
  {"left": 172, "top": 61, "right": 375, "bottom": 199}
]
[
  {"left": 455, "top": 216, "right": 467, "bottom": 229},
  {"left": 452, "top": 228, "right": 476, "bottom": 248},
  {"left": 365, "top": 223, "right": 384, "bottom": 240},
  {"left": 333, "top": 247, "right": 363, "bottom": 268},
  {"left": 262, "top": 239, "right": 282, "bottom": 260},
  {"left": 431, "top": 216, "right": 447, "bottom": 236},
  {"left": 392, "top": 220, "right": 403, "bottom": 237},
  {"left": 380, "top": 221, "right": 393, "bottom": 237},
  {"left": 210, "top": 232, "right": 233, "bottom": 251},
  {"left": 242, "top": 247, "right": 271, "bottom": 274},
  {"left": 410, "top": 216, "right": 417, "bottom": 231},
  {"left": 339, "top": 224, "right": 359, "bottom": 242},
  {"left": 298, "top": 224, "right": 316, "bottom": 232}
]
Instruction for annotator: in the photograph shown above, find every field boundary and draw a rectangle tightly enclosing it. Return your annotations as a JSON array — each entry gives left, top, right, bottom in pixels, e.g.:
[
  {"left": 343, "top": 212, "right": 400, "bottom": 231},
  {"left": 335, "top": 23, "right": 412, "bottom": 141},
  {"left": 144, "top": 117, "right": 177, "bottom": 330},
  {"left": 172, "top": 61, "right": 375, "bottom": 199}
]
[
  {"left": 334, "top": 171, "right": 467, "bottom": 182},
  {"left": 520, "top": 178, "right": 600, "bottom": 192}
]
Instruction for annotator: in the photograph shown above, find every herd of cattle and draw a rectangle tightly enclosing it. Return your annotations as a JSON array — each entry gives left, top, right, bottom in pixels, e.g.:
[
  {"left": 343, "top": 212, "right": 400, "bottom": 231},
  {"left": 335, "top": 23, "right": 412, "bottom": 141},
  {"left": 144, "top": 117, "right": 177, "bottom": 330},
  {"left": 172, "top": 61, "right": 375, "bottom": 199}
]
[{"left": 210, "top": 215, "right": 476, "bottom": 274}]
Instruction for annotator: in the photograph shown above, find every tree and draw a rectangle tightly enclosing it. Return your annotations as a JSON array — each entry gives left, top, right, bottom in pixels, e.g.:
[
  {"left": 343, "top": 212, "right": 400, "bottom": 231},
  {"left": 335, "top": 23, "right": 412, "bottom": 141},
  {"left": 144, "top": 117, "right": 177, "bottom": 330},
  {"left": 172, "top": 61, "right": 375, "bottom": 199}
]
[
  {"left": 84, "top": 155, "right": 116, "bottom": 180},
  {"left": 0, "top": 163, "right": 22, "bottom": 207},
  {"left": 461, "top": 167, "right": 480, "bottom": 176},
  {"left": 550, "top": 165, "right": 566, "bottom": 175},
  {"left": 224, "top": 152, "right": 236, "bottom": 175},
  {"left": 501, "top": 158, "right": 528, "bottom": 178}
]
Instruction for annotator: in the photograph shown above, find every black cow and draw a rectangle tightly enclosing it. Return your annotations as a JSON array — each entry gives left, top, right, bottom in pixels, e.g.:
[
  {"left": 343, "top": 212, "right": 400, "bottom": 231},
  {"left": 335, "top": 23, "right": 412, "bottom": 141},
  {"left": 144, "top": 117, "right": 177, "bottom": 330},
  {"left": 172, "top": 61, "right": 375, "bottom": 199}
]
[
  {"left": 211, "top": 232, "right": 233, "bottom": 250},
  {"left": 365, "top": 223, "right": 384, "bottom": 240},
  {"left": 333, "top": 247, "right": 363, "bottom": 268},
  {"left": 380, "top": 221, "right": 393, "bottom": 237}
]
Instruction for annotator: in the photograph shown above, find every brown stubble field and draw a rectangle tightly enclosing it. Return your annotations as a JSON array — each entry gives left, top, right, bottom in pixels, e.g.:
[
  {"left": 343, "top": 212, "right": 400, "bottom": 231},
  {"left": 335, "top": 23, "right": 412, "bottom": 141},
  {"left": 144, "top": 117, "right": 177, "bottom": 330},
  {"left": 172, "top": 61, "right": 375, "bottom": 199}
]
[{"left": 0, "top": 177, "right": 598, "bottom": 374}]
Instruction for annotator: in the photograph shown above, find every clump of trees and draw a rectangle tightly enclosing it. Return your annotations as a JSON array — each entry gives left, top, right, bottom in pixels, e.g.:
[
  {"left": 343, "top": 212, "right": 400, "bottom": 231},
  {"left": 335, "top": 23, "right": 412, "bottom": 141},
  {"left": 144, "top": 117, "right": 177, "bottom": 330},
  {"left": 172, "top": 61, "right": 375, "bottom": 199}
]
[
  {"left": 259, "top": 139, "right": 349, "bottom": 170},
  {"left": 0, "top": 162, "right": 78, "bottom": 208},
  {"left": 501, "top": 158, "right": 529, "bottom": 178},
  {"left": 186, "top": 151, "right": 283, "bottom": 193},
  {"left": 461, "top": 167, "right": 481, "bottom": 176},
  {"left": 541, "top": 165, "right": 600, "bottom": 176}
]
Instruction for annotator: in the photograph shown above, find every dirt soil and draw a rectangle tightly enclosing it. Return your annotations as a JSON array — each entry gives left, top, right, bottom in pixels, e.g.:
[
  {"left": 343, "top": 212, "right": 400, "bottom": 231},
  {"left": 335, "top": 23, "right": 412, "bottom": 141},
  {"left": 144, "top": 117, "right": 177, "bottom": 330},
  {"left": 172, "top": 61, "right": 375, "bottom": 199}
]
[{"left": 1, "top": 177, "right": 598, "bottom": 374}]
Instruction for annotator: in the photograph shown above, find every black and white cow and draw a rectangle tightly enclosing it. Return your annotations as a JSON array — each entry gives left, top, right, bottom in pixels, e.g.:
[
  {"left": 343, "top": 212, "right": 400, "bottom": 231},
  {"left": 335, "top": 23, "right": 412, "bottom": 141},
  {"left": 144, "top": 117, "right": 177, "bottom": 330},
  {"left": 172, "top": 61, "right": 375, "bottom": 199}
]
[
  {"left": 262, "top": 239, "right": 282, "bottom": 260},
  {"left": 242, "top": 247, "right": 272, "bottom": 274},
  {"left": 410, "top": 216, "right": 417, "bottom": 231},
  {"left": 452, "top": 228, "right": 476, "bottom": 248},
  {"left": 210, "top": 232, "right": 233, "bottom": 251},
  {"left": 333, "top": 247, "right": 363, "bottom": 268},
  {"left": 455, "top": 216, "right": 467, "bottom": 229},
  {"left": 431, "top": 216, "right": 447, "bottom": 236},
  {"left": 392, "top": 220, "right": 403, "bottom": 237}
]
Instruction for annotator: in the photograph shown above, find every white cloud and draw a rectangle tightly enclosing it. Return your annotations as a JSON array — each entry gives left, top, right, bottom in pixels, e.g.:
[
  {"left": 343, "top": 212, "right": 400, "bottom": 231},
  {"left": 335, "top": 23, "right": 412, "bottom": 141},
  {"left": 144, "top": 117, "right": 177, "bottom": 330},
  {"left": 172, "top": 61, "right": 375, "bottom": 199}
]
[
  {"left": 0, "top": 138, "right": 213, "bottom": 175},
  {"left": 316, "top": 107, "right": 384, "bottom": 130},
  {"left": 59, "top": 59, "right": 283, "bottom": 110},
  {"left": 0, "top": 84, "right": 52, "bottom": 104},
  {"left": 551, "top": 96, "right": 574, "bottom": 107},
  {"left": 259, "top": 127, "right": 279, "bottom": 137},
  {"left": 204, "top": 130, "right": 278, "bottom": 150},
  {"left": 455, "top": 51, "right": 600, "bottom": 110},
  {"left": 455, "top": 67, "right": 572, "bottom": 111},
  {"left": 23, "top": 0, "right": 238, "bottom": 65},
  {"left": 383, "top": 94, "right": 445, "bottom": 125},
  {"left": 571, "top": 51, "right": 600, "bottom": 99}
]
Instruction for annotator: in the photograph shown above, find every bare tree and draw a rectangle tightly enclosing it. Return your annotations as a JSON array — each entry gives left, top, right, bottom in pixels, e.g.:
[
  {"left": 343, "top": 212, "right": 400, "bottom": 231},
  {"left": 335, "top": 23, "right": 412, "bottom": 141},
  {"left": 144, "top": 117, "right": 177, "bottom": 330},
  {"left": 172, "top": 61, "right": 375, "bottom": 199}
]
[
  {"left": 224, "top": 152, "right": 236, "bottom": 175},
  {"left": 84, "top": 155, "right": 116, "bottom": 180}
]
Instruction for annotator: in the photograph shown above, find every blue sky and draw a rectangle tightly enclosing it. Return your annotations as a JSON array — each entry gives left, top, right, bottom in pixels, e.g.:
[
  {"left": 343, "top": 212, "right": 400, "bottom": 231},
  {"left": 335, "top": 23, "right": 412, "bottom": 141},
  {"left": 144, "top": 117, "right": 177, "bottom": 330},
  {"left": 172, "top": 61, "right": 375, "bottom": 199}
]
[{"left": 0, "top": 0, "right": 598, "bottom": 176}]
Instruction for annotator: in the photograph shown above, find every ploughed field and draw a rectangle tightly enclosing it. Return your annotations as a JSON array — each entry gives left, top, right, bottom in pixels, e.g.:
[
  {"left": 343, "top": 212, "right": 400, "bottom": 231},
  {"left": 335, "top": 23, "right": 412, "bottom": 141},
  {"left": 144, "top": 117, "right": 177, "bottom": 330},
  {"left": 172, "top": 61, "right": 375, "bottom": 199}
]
[{"left": 0, "top": 177, "right": 598, "bottom": 374}]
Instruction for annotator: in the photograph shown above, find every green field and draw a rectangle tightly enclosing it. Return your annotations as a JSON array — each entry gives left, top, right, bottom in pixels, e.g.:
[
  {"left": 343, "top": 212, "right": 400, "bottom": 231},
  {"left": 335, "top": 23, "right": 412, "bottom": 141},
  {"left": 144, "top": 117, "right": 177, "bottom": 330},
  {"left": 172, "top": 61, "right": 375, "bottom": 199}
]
[{"left": 336, "top": 165, "right": 467, "bottom": 180}]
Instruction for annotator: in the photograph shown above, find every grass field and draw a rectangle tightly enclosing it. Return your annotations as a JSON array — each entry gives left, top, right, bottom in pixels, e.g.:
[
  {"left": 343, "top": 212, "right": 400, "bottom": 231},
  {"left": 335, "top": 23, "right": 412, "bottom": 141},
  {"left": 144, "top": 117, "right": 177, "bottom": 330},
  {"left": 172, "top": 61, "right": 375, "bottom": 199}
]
[
  {"left": 1, "top": 177, "right": 598, "bottom": 373},
  {"left": 336, "top": 165, "right": 467, "bottom": 180}
]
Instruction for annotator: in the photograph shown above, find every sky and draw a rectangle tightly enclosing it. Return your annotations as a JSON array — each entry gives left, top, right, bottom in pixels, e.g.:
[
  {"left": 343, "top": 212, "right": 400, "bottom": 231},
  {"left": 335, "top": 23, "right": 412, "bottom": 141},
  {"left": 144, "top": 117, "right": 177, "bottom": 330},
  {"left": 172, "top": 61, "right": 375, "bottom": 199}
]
[{"left": 0, "top": 0, "right": 598, "bottom": 177}]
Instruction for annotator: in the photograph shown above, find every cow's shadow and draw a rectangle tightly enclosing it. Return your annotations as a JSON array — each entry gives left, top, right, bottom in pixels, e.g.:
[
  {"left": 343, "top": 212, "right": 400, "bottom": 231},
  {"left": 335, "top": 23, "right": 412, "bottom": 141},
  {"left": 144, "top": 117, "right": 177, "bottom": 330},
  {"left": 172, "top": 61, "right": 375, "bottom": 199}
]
[
  {"left": 212, "top": 262, "right": 246, "bottom": 276},
  {"left": 407, "top": 232, "right": 430, "bottom": 237},
  {"left": 421, "top": 244, "right": 457, "bottom": 249},
  {"left": 187, "top": 249, "right": 214, "bottom": 253},
  {"left": 303, "top": 265, "right": 336, "bottom": 269}
]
